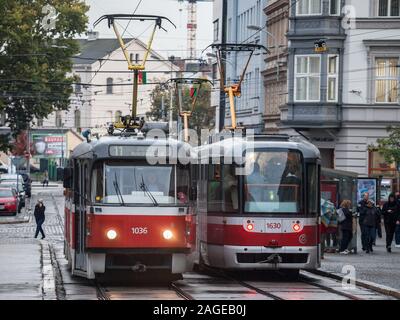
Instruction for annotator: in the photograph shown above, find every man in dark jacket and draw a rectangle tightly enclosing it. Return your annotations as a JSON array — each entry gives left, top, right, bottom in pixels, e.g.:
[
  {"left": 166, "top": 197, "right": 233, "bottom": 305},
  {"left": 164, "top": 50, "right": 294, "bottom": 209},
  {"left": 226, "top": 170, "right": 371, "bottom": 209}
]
[
  {"left": 357, "top": 193, "right": 369, "bottom": 250},
  {"left": 34, "top": 199, "right": 46, "bottom": 239},
  {"left": 382, "top": 193, "right": 400, "bottom": 252},
  {"left": 362, "top": 200, "right": 378, "bottom": 253}
]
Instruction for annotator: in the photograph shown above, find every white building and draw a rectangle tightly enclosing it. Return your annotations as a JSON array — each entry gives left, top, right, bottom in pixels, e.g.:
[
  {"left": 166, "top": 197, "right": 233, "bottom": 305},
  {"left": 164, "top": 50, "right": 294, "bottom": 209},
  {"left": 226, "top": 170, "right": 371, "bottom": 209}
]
[
  {"left": 40, "top": 32, "right": 181, "bottom": 133},
  {"left": 340, "top": 0, "right": 400, "bottom": 180},
  {"left": 211, "top": 0, "right": 267, "bottom": 132}
]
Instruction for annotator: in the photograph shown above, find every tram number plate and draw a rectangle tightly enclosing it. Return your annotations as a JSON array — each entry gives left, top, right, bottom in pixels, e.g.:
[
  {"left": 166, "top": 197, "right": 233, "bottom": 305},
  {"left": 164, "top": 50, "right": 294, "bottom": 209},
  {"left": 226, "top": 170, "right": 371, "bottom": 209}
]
[
  {"left": 132, "top": 227, "right": 148, "bottom": 235},
  {"left": 266, "top": 221, "right": 282, "bottom": 232}
]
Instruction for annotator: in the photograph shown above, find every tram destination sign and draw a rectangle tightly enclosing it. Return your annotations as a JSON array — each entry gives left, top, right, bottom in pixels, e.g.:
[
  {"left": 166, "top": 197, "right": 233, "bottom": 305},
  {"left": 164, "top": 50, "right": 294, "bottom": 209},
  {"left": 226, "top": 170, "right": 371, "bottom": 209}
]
[{"left": 109, "top": 145, "right": 170, "bottom": 158}]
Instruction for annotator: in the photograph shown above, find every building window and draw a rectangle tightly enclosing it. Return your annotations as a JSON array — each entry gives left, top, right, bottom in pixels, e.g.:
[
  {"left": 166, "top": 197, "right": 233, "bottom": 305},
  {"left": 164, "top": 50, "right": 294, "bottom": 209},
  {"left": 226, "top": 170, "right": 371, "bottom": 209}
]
[
  {"left": 329, "top": 0, "right": 340, "bottom": 15},
  {"left": 106, "top": 77, "right": 113, "bottom": 94},
  {"left": 74, "top": 110, "right": 81, "bottom": 129},
  {"left": 37, "top": 118, "right": 43, "bottom": 127},
  {"left": 378, "top": 0, "right": 400, "bottom": 16},
  {"left": 369, "top": 150, "right": 397, "bottom": 178},
  {"left": 55, "top": 111, "right": 62, "bottom": 127},
  {"left": 75, "top": 83, "right": 82, "bottom": 93},
  {"left": 213, "top": 19, "right": 219, "bottom": 42},
  {"left": 295, "top": 55, "right": 321, "bottom": 102},
  {"left": 116, "top": 78, "right": 124, "bottom": 95},
  {"left": 296, "top": 0, "right": 322, "bottom": 15},
  {"left": 115, "top": 110, "right": 122, "bottom": 122},
  {"left": 375, "top": 58, "right": 398, "bottom": 103},
  {"left": 327, "top": 55, "right": 339, "bottom": 102}
]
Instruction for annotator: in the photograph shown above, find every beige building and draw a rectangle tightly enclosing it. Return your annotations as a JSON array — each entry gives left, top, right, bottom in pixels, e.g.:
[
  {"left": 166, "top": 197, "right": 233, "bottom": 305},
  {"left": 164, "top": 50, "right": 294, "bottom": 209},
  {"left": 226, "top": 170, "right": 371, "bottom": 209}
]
[{"left": 262, "top": 0, "right": 289, "bottom": 133}]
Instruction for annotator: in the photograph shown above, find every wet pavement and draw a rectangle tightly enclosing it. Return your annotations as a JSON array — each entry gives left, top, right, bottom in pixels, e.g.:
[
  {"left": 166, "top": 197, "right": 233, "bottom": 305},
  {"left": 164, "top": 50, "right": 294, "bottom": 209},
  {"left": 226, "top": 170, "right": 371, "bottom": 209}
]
[
  {"left": 321, "top": 227, "right": 400, "bottom": 290},
  {"left": 0, "top": 185, "right": 399, "bottom": 300}
]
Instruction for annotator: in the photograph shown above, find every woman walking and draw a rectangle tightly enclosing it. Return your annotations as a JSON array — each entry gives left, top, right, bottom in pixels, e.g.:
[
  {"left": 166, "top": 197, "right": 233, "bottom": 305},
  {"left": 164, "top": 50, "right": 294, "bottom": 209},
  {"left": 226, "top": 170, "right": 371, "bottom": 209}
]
[
  {"left": 382, "top": 193, "right": 400, "bottom": 252},
  {"left": 338, "top": 200, "right": 353, "bottom": 254},
  {"left": 34, "top": 199, "right": 46, "bottom": 239}
]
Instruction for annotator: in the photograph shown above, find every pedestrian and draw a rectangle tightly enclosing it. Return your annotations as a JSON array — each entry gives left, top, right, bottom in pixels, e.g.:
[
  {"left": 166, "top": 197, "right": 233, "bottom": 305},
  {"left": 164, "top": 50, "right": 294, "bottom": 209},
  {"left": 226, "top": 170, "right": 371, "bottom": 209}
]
[
  {"left": 382, "top": 193, "right": 400, "bottom": 252},
  {"left": 395, "top": 192, "right": 400, "bottom": 248},
  {"left": 361, "top": 200, "right": 378, "bottom": 254},
  {"left": 42, "top": 170, "right": 49, "bottom": 187},
  {"left": 34, "top": 199, "right": 46, "bottom": 239},
  {"left": 338, "top": 200, "right": 353, "bottom": 254},
  {"left": 372, "top": 205, "right": 382, "bottom": 246},
  {"left": 357, "top": 192, "right": 369, "bottom": 251}
]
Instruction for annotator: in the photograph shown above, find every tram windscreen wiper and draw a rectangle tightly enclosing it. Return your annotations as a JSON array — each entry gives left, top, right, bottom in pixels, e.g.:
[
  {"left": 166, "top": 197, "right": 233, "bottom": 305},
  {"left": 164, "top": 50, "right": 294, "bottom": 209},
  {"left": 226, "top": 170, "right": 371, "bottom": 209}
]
[
  {"left": 113, "top": 173, "right": 125, "bottom": 206},
  {"left": 139, "top": 174, "right": 159, "bottom": 207}
]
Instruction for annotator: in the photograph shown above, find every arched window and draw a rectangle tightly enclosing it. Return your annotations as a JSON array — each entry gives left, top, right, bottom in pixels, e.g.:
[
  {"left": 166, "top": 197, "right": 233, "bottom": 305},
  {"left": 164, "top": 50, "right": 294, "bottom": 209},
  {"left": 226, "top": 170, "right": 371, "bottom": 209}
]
[
  {"left": 74, "top": 110, "right": 81, "bottom": 129},
  {"left": 106, "top": 77, "right": 113, "bottom": 94},
  {"left": 115, "top": 110, "right": 122, "bottom": 122}
]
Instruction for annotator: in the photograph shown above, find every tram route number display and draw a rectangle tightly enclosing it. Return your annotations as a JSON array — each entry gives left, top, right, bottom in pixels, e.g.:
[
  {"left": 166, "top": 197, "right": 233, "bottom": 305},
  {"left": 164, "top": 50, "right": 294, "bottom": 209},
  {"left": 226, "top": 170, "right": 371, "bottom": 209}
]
[{"left": 131, "top": 227, "right": 148, "bottom": 235}]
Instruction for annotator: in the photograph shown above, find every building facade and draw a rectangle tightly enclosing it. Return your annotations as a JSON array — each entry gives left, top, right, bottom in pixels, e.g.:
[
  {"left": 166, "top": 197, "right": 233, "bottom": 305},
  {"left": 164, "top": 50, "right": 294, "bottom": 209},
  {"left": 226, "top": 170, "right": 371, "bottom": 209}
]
[
  {"left": 262, "top": 0, "right": 289, "bottom": 132},
  {"left": 212, "top": 0, "right": 267, "bottom": 132},
  {"left": 39, "top": 32, "right": 180, "bottom": 133},
  {"left": 280, "top": 0, "right": 400, "bottom": 184}
]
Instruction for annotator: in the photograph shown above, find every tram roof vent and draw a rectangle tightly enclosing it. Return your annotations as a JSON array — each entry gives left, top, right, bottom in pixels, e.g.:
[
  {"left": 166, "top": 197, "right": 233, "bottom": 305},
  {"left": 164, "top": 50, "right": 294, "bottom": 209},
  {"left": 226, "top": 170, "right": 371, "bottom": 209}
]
[
  {"left": 246, "top": 134, "right": 290, "bottom": 142},
  {"left": 141, "top": 122, "right": 169, "bottom": 135}
]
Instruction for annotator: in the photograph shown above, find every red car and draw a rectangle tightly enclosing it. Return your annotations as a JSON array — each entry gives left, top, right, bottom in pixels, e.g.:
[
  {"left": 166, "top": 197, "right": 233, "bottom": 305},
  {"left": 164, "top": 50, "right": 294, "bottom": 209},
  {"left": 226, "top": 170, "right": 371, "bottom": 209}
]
[{"left": 0, "top": 188, "right": 18, "bottom": 216}]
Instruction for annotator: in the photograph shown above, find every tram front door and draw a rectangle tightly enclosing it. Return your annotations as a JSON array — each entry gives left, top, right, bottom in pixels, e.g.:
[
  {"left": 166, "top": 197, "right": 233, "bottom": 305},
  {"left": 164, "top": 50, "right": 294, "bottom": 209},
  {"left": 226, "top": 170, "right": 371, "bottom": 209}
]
[{"left": 74, "top": 161, "right": 88, "bottom": 273}]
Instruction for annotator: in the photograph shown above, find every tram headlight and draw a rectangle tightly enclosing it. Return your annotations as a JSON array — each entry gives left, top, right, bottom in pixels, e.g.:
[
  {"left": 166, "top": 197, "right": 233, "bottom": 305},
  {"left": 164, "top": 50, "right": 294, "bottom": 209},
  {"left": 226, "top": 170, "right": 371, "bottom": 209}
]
[
  {"left": 106, "top": 229, "right": 118, "bottom": 240},
  {"left": 163, "top": 229, "right": 173, "bottom": 240},
  {"left": 246, "top": 223, "right": 254, "bottom": 231},
  {"left": 292, "top": 223, "right": 301, "bottom": 232}
]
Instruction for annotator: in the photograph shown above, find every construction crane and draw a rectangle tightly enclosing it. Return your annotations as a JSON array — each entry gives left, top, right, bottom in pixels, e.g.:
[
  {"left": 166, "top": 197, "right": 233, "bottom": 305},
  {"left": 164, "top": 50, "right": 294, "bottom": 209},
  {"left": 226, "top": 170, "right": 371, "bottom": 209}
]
[{"left": 177, "top": 0, "right": 213, "bottom": 59}]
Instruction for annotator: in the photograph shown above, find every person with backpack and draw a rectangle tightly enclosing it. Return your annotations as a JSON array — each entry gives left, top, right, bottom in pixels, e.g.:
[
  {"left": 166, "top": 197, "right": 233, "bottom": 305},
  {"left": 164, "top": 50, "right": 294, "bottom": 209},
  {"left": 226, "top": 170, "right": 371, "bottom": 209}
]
[{"left": 338, "top": 200, "right": 353, "bottom": 254}]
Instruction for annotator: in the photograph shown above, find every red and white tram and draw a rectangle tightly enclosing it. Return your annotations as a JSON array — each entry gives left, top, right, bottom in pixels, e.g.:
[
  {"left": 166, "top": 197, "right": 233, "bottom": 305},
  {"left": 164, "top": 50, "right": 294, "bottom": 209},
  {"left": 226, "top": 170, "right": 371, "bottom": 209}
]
[
  {"left": 194, "top": 134, "right": 321, "bottom": 275},
  {"left": 63, "top": 129, "right": 196, "bottom": 279}
]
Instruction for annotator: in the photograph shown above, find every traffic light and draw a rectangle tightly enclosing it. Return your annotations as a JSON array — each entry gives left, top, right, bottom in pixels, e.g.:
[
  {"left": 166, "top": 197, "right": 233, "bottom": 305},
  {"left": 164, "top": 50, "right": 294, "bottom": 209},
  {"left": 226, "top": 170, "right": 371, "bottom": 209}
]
[{"left": 314, "top": 39, "right": 327, "bottom": 53}]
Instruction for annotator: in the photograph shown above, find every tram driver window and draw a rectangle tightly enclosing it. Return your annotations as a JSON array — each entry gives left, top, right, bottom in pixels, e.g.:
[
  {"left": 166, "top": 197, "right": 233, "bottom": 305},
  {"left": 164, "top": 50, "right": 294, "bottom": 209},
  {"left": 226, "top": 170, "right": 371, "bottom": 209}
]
[
  {"left": 207, "top": 164, "right": 222, "bottom": 212},
  {"left": 92, "top": 162, "right": 104, "bottom": 203},
  {"left": 244, "top": 151, "right": 302, "bottom": 213}
]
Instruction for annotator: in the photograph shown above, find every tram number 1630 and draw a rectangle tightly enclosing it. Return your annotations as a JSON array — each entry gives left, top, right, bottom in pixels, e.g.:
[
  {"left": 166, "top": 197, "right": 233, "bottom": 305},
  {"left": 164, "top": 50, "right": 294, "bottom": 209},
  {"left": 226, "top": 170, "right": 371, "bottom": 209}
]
[
  {"left": 132, "top": 227, "right": 148, "bottom": 235},
  {"left": 266, "top": 223, "right": 281, "bottom": 230}
]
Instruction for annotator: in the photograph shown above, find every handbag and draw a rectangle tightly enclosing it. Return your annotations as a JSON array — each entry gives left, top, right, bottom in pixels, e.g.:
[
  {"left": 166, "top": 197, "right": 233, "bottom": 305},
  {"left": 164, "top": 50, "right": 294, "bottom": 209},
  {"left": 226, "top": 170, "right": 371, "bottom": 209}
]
[{"left": 337, "top": 208, "right": 346, "bottom": 223}]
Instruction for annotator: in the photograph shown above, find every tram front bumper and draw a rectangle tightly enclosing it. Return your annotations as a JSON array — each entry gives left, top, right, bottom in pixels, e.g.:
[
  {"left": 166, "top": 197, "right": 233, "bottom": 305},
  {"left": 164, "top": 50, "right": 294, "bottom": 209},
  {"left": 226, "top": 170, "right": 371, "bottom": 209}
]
[{"left": 207, "top": 244, "right": 320, "bottom": 270}]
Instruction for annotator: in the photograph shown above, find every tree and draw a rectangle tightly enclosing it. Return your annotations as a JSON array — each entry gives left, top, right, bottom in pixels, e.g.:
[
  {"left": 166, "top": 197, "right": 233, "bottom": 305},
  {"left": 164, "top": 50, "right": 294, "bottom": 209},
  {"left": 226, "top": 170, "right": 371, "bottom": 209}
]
[
  {"left": 0, "top": 0, "right": 88, "bottom": 151},
  {"left": 146, "top": 81, "right": 214, "bottom": 136},
  {"left": 374, "top": 126, "right": 400, "bottom": 167}
]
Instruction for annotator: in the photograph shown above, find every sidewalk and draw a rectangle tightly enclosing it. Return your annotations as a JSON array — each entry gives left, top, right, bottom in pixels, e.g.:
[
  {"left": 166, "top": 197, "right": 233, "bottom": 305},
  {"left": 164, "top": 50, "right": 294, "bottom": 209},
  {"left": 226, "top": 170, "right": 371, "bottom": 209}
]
[
  {"left": 0, "top": 241, "right": 56, "bottom": 300},
  {"left": 320, "top": 227, "right": 400, "bottom": 291}
]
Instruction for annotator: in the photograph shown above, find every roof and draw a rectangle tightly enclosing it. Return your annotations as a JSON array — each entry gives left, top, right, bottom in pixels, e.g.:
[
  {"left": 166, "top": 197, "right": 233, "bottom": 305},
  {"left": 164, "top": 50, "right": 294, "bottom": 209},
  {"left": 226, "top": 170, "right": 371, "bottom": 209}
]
[{"left": 73, "top": 38, "right": 134, "bottom": 65}]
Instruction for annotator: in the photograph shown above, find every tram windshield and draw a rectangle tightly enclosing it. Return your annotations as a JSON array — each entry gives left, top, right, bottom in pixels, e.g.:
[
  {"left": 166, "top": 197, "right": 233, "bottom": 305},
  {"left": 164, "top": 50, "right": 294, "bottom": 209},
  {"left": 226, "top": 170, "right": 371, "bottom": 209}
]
[
  {"left": 92, "top": 161, "right": 189, "bottom": 206},
  {"left": 244, "top": 150, "right": 303, "bottom": 213}
]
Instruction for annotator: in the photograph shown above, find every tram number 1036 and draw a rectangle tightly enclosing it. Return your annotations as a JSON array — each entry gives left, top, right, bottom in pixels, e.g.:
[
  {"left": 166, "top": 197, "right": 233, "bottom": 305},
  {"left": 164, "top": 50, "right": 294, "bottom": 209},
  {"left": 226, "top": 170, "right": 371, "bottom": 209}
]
[{"left": 131, "top": 227, "right": 148, "bottom": 235}]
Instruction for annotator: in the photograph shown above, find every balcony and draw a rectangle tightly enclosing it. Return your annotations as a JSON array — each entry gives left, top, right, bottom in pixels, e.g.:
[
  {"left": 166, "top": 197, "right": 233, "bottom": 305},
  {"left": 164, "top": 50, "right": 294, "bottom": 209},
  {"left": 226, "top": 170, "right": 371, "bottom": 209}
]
[{"left": 281, "top": 103, "right": 341, "bottom": 129}]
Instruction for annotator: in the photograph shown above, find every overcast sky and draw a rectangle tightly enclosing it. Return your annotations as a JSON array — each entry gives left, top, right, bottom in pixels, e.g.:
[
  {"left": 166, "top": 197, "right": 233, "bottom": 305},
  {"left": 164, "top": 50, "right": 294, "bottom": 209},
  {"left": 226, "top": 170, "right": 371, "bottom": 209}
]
[{"left": 84, "top": 0, "right": 214, "bottom": 59}]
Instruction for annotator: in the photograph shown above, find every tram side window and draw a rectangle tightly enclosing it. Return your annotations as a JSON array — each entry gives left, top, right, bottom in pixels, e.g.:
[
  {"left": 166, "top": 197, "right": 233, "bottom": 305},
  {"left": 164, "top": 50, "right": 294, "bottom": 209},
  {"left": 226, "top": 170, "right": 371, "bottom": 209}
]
[
  {"left": 207, "top": 164, "right": 222, "bottom": 212},
  {"left": 92, "top": 162, "right": 104, "bottom": 203},
  {"left": 176, "top": 165, "right": 190, "bottom": 204},
  {"left": 222, "top": 165, "right": 238, "bottom": 212},
  {"left": 73, "top": 160, "right": 79, "bottom": 205},
  {"left": 307, "top": 163, "right": 319, "bottom": 215}
]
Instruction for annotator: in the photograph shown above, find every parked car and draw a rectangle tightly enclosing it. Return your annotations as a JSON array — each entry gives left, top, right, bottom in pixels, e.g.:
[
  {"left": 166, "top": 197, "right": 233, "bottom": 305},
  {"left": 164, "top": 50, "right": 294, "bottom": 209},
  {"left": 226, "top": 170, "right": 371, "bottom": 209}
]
[
  {"left": 0, "top": 188, "right": 18, "bottom": 216},
  {"left": 0, "top": 181, "right": 25, "bottom": 209}
]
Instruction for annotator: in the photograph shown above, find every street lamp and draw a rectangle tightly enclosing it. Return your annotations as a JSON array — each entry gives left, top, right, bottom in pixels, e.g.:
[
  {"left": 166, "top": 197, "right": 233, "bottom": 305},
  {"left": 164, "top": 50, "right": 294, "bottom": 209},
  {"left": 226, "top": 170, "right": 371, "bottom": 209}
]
[{"left": 247, "top": 25, "right": 283, "bottom": 80}]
